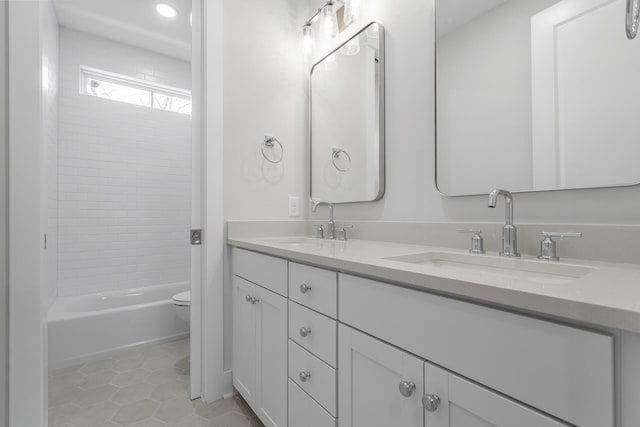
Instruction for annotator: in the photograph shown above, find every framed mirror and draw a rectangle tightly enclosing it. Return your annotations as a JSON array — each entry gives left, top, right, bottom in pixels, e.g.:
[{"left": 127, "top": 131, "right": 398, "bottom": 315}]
[
  {"left": 310, "top": 22, "right": 385, "bottom": 204},
  {"left": 436, "top": 0, "right": 640, "bottom": 196}
]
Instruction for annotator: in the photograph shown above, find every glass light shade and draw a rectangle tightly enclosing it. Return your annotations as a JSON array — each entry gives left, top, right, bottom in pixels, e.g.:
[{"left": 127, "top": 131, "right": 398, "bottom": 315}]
[
  {"left": 340, "top": 36, "right": 361, "bottom": 56},
  {"left": 321, "top": 3, "right": 339, "bottom": 39},
  {"left": 343, "top": 0, "right": 362, "bottom": 26},
  {"left": 301, "top": 25, "right": 314, "bottom": 56}
]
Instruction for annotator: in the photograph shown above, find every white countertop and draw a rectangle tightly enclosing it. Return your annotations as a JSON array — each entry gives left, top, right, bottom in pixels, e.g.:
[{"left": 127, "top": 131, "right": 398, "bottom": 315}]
[{"left": 228, "top": 235, "right": 640, "bottom": 333}]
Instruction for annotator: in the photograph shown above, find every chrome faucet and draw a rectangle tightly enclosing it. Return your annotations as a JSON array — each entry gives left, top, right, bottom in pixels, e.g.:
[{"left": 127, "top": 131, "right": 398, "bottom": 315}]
[
  {"left": 311, "top": 200, "right": 336, "bottom": 239},
  {"left": 488, "top": 189, "right": 520, "bottom": 257}
]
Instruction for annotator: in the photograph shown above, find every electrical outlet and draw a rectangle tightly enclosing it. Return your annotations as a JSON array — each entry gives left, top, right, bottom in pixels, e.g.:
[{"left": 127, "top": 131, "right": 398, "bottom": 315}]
[{"left": 288, "top": 196, "right": 300, "bottom": 217}]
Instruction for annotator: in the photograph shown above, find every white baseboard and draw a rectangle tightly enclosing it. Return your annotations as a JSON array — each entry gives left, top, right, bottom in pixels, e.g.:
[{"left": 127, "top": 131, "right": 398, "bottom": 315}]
[{"left": 48, "top": 332, "right": 190, "bottom": 371}]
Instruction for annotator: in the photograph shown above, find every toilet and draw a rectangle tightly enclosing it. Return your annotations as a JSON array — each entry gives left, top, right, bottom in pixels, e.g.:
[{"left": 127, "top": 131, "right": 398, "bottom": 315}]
[{"left": 172, "top": 291, "right": 191, "bottom": 324}]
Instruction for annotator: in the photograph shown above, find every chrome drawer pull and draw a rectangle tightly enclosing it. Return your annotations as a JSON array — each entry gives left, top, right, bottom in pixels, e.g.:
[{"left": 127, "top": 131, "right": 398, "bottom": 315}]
[
  {"left": 300, "top": 283, "right": 312, "bottom": 294},
  {"left": 398, "top": 380, "right": 416, "bottom": 397},
  {"left": 299, "top": 371, "right": 311, "bottom": 382},
  {"left": 299, "top": 327, "right": 312, "bottom": 338}
]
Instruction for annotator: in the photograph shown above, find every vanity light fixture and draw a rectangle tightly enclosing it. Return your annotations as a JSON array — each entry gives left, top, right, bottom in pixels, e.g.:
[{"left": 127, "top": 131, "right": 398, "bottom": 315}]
[
  {"left": 156, "top": 3, "right": 178, "bottom": 19},
  {"left": 301, "top": 23, "right": 315, "bottom": 56},
  {"left": 301, "top": 0, "right": 346, "bottom": 52},
  {"left": 343, "top": 0, "right": 361, "bottom": 25},
  {"left": 321, "top": 1, "right": 339, "bottom": 39}
]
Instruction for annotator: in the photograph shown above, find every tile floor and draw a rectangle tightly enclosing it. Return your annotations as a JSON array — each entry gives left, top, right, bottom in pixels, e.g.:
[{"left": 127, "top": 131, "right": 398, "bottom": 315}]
[{"left": 48, "top": 338, "right": 263, "bottom": 427}]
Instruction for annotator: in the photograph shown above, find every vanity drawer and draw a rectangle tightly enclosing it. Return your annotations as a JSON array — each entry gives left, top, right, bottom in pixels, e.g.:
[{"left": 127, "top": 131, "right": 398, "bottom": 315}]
[
  {"left": 289, "top": 263, "right": 337, "bottom": 318},
  {"left": 289, "top": 301, "right": 337, "bottom": 367},
  {"left": 232, "top": 248, "right": 288, "bottom": 296},
  {"left": 289, "top": 340, "right": 337, "bottom": 416},
  {"left": 338, "top": 273, "right": 614, "bottom": 427},
  {"left": 288, "top": 379, "right": 336, "bottom": 427}
]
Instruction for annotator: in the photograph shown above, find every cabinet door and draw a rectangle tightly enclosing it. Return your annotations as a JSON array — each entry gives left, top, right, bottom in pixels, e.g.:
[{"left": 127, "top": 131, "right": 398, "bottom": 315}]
[
  {"left": 338, "top": 325, "right": 423, "bottom": 427},
  {"left": 254, "top": 284, "right": 288, "bottom": 427},
  {"left": 232, "top": 276, "right": 257, "bottom": 406},
  {"left": 424, "top": 362, "right": 569, "bottom": 427}
]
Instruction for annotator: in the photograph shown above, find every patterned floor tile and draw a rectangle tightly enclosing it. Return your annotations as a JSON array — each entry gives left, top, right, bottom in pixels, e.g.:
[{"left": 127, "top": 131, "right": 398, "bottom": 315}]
[{"left": 48, "top": 339, "right": 264, "bottom": 426}]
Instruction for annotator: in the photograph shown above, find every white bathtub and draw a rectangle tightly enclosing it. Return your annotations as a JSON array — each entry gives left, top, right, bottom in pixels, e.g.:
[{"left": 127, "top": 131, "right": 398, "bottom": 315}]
[{"left": 48, "top": 282, "right": 189, "bottom": 369}]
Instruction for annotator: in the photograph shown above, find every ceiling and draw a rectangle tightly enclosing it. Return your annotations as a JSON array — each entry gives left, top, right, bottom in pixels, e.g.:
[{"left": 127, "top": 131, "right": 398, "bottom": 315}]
[{"left": 53, "top": 0, "right": 192, "bottom": 61}]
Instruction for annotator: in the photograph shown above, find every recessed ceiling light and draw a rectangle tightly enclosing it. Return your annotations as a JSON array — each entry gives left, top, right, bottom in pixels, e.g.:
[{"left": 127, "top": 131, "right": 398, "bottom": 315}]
[{"left": 156, "top": 3, "right": 178, "bottom": 19}]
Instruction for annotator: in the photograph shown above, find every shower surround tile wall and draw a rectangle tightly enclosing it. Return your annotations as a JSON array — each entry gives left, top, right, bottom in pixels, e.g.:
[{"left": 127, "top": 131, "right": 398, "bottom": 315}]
[{"left": 57, "top": 29, "right": 191, "bottom": 297}]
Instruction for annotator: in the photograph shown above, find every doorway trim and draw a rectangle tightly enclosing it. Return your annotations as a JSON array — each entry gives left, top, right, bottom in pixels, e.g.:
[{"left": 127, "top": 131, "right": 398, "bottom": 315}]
[
  {"left": 8, "top": 2, "right": 49, "bottom": 425},
  {"left": 199, "top": 0, "right": 225, "bottom": 402},
  {"left": 191, "top": 0, "right": 226, "bottom": 402}
]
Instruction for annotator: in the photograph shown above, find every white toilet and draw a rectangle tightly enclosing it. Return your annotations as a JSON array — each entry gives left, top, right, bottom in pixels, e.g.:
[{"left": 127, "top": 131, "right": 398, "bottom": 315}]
[{"left": 172, "top": 291, "right": 191, "bottom": 324}]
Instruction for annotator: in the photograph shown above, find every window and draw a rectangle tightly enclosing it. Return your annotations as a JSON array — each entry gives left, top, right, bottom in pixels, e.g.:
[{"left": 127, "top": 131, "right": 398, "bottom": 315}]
[{"left": 80, "top": 67, "right": 191, "bottom": 115}]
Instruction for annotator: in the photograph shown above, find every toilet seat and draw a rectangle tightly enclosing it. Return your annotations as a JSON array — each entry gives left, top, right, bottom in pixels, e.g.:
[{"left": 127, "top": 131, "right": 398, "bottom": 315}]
[{"left": 172, "top": 291, "right": 191, "bottom": 307}]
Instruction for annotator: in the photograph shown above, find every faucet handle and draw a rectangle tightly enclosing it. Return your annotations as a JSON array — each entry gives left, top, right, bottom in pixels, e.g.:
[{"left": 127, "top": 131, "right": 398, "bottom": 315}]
[
  {"left": 337, "top": 225, "right": 354, "bottom": 241},
  {"left": 538, "top": 231, "right": 582, "bottom": 261},
  {"left": 312, "top": 224, "right": 325, "bottom": 239},
  {"left": 457, "top": 229, "right": 485, "bottom": 254}
]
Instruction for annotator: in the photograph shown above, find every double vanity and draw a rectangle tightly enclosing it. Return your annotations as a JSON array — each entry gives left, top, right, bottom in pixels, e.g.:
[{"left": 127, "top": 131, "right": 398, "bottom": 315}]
[
  {"left": 228, "top": 224, "right": 640, "bottom": 427},
  {"left": 228, "top": 0, "right": 640, "bottom": 425}
]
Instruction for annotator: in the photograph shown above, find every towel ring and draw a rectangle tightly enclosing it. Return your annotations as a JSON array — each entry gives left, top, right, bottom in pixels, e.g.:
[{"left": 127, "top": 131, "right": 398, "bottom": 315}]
[
  {"left": 332, "top": 147, "right": 351, "bottom": 172},
  {"left": 262, "top": 136, "right": 284, "bottom": 163}
]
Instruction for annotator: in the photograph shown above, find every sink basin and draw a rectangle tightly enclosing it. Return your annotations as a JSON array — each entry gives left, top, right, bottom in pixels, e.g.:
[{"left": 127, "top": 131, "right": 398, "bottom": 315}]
[
  {"left": 384, "top": 252, "right": 596, "bottom": 285},
  {"left": 264, "top": 237, "right": 324, "bottom": 247}
]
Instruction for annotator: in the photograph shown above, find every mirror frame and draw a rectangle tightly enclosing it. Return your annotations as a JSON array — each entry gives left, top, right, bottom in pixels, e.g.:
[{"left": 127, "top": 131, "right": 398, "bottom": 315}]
[
  {"left": 309, "top": 22, "right": 386, "bottom": 204},
  {"left": 433, "top": 0, "right": 640, "bottom": 197}
]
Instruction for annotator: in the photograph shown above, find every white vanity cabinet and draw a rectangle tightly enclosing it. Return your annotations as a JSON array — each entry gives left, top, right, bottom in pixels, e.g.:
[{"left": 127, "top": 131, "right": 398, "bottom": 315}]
[
  {"left": 287, "top": 262, "right": 339, "bottom": 427},
  {"left": 232, "top": 249, "right": 288, "bottom": 427},
  {"left": 423, "top": 363, "right": 569, "bottom": 427},
  {"left": 338, "top": 273, "right": 614, "bottom": 427},
  {"left": 338, "top": 325, "right": 568, "bottom": 427},
  {"left": 230, "top": 246, "right": 617, "bottom": 427},
  {"left": 338, "top": 325, "right": 424, "bottom": 427}
]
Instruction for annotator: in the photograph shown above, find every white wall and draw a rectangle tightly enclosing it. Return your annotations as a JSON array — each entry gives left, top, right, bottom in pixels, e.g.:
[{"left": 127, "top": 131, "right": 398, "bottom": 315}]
[
  {"left": 57, "top": 29, "right": 192, "bottom": 296},
  {"left": 222, "top": 0, "right": 309, "bottom": 221},
  {"left": 307, "top": 0, "right": 640, "bottom": 225},
  {"left": 0, "top": 2, "right": 8, "bottom": 425},
  {"left": 222, "top": 0, "right": 310, "bottom": 373}
]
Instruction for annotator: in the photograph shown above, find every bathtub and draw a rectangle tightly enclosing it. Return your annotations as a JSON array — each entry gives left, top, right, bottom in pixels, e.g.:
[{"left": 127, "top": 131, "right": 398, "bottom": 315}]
[{"left": 48, "top": 282, "right": 190, "bottom": 369}]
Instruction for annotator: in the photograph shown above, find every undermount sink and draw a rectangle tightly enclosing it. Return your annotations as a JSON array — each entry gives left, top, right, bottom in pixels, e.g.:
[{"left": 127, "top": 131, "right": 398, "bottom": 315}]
[
  {"left": 264, "top": 237, "right": 323, "bottom": 247},
  {"left": 384, "top": 252, "right": 597, "bottom": 285}
]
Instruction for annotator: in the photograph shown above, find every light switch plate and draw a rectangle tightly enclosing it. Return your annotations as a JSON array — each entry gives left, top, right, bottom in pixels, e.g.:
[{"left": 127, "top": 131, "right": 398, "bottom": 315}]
[{"left": 288, "top": 196, "right": 300, "bottom": 217}]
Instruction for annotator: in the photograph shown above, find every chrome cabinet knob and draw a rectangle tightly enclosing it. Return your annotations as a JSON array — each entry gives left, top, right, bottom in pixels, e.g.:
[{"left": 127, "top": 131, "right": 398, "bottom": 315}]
[
  {"left": 422, "top": 394, "right": 441, "bottom": 412},
  {"left": 250, "top": 297, "right": 260, "bottom": 304},
  {"left": 398, "top": 380, "right": 416, "bottom": 397},
  {"left": 245, "top": 295, "right": 252, "bottom": 303},
  {"left": 299, "top": 283, "right": 312, "bottom": 294},
  {"left": 299, "top": 327, "right": 312, "bottom": 338},
  {"left": 299, "top": 371, "right": 311, "bottom": 382}
]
